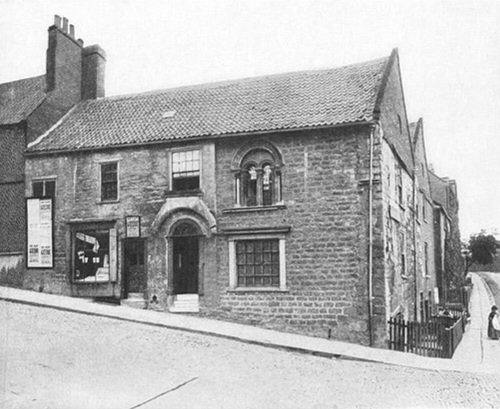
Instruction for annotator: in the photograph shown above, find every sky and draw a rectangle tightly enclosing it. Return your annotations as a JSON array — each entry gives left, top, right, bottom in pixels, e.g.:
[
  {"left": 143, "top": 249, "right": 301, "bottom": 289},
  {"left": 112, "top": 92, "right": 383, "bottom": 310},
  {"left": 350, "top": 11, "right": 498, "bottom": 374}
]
[{"left": 1, "top": 0, "right": 499, "bottom": 239}]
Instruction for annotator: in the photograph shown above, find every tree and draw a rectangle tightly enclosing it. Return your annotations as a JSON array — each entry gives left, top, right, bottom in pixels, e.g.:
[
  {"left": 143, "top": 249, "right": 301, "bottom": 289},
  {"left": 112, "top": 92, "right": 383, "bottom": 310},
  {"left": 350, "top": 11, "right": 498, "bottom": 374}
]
[{"left": 465, "top": 233, "right": 499, "bottom": 273}]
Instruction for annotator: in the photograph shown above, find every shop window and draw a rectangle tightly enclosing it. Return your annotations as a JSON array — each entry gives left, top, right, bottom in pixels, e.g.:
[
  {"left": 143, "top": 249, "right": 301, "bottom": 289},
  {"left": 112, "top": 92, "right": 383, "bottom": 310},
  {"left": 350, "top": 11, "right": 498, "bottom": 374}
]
[
  {"left": 101, "top": 162, "right": 118, "bottom": 201},
  {"left": 73, "top": 226, "right": 117, "bottom": 283},
  {"left": 171, "top": 150, "right": 200, "bottom": 191},
  {"left": 236, "top": 149, "right": 281, "bottom": 207},
  {"left": 33, "top": 179, "right": 55, "bottom": 198}
]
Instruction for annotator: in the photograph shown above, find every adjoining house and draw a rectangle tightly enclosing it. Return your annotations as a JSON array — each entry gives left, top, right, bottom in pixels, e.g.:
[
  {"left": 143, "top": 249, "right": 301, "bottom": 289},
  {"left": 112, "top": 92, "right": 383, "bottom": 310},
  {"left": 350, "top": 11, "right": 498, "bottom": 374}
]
[
  {"left": 0, "top": 15, "right": 105, "bottom": 285},
  {"left": 429, "top": 170, "right": 462, "bottom": 302},
  {"left": 2, "top": 16, "right": 462, "bottom": 348}
]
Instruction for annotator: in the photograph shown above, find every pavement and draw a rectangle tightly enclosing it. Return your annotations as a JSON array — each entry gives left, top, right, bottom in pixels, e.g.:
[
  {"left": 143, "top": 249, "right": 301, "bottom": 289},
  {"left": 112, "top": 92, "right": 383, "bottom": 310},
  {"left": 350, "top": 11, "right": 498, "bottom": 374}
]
[{"left": 1, "top": 273, "right": 499, "bottom": 374}]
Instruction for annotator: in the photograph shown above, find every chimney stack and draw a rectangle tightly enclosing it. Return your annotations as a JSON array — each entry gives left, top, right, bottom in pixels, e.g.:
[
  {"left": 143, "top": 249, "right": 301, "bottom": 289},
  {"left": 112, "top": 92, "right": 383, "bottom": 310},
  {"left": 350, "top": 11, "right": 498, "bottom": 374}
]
[
  {"left": 82, "top": 45, "right": 106, "bottom": 99},
  {"left": 46, "top": 15, "right": 105, "bottom": 101},
  {"left": 62, "top": 17, "right": 68, "bottom": 33}
]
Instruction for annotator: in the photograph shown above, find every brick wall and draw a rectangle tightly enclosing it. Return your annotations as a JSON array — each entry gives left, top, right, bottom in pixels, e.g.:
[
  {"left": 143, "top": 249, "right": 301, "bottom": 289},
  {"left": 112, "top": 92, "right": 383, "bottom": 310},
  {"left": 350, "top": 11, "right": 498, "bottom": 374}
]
[{"left": 0, "top": 124, "right": 25, "bottom": 255}]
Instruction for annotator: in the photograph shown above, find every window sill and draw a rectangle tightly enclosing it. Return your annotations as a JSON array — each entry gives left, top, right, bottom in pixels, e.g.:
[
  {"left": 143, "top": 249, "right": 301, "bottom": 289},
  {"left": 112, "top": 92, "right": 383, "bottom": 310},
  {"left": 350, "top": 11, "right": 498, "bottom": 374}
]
[
  {"left": 222, "top": 204, "right": 286, "bottom": 214},
  {"left": 165, "top": 189, "right": 203, "bottom": 198},
  {"left": 98, "top": 199, "right": 120, "bottom": 204},
  {"left": 72, "top": 280, "right": 114, "bottom": 285},
  {"left": 227, "top": 287, "right": 289, "bottom": 293}
]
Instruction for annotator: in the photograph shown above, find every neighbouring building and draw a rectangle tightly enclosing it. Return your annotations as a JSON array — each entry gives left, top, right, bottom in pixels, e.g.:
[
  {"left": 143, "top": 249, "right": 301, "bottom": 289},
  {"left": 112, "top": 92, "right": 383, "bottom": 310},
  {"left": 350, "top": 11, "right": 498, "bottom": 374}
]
[
  {"left": 3, "top": 16, "right": 462, "bottom": 348},
  {"left": 429, "top": 170, "right": 462, "bottom": 302},
  {"left": 0, "top": 16, "right": 106, "bottom": 285},
  {"left": 411, "top": 119, "right": 438, "bottom": 320}
]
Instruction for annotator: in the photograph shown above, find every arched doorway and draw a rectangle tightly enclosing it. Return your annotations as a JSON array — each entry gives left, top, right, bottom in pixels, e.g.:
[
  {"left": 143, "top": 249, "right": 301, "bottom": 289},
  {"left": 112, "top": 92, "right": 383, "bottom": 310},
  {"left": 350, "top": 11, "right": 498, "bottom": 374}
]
[{"left": 171, "top": 221, "right": 201, "bottom": 294}]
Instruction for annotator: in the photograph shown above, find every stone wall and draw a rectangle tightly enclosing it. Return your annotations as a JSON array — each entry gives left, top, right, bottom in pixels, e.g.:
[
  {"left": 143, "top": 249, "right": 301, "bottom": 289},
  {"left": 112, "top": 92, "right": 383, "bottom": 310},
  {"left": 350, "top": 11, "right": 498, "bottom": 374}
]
[{"left": 211, "top": 126, "right": 373, "bottom": 345}]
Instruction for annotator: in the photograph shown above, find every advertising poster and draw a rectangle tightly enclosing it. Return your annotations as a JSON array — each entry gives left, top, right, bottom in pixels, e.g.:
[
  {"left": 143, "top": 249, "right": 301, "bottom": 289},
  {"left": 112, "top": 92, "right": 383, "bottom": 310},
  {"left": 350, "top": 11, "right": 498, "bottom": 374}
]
[{"left": 26, "top": 198, "right": 53, "bottom": 268}]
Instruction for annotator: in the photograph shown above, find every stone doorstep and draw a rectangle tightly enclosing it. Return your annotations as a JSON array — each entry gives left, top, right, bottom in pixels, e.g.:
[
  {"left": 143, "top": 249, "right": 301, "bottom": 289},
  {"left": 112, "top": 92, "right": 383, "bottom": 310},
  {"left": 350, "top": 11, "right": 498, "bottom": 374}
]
[{"left": 170, "top": 293, "right": 200, "bottom": 313}]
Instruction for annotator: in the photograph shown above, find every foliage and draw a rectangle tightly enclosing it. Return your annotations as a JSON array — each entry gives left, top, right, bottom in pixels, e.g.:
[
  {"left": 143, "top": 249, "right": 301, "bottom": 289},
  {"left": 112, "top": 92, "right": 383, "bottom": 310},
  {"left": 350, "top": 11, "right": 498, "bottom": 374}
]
[{"left": 466, "top": 233, "right": 499, "bottom": 269}]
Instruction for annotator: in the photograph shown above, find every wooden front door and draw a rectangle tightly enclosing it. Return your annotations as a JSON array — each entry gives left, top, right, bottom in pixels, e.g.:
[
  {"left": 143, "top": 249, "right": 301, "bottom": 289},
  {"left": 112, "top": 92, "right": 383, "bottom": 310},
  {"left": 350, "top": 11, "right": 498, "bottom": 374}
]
[
  {"left": 124, "top": 240, "right": 146, "bottom": 296},
  {"left": 173, "top": 236, "right": 199, "bottom": 294}
]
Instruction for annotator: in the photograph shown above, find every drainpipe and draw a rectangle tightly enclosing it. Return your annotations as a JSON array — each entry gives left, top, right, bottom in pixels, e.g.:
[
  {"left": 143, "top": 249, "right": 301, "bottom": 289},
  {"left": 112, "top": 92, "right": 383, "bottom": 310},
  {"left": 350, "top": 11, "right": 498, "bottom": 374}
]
[
  {"left": 413, "top": 165, "right": 418, "bottom": 322},
  {"left": 368, "top": 124, "right": 375, "bottom": 347}
]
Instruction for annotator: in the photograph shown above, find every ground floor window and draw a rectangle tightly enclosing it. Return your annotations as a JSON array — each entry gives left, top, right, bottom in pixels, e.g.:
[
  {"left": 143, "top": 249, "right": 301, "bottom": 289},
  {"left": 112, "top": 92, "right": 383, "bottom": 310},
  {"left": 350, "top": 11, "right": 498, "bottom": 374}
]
[
  {"left": 228, "top": 234, "right": 287, "bottom": 290},
  {"left": 236, "top": 239, "right": 280, "bottom": 287},
  {"left": 72, "top": 225, "right": 117, "bottom": 283}
]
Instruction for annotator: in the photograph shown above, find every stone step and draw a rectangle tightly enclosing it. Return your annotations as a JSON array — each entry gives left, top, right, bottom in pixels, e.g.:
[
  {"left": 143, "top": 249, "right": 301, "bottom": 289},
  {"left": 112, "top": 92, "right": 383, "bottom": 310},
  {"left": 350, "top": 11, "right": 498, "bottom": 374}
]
[
  {"left": 121, "top": 298, "right": 147, "bottom": 309},
  {"left": 175, "top": 294, "right": 199, "bottom": 301},
  {"left": 127, "top": 292, "right": 146, "bottom": 300},
  {"left": 169, "top": 305, "right": 200, "bottom": 313},
  {"left": 170, "top": 293, "right": 199, "bottom": 313}
]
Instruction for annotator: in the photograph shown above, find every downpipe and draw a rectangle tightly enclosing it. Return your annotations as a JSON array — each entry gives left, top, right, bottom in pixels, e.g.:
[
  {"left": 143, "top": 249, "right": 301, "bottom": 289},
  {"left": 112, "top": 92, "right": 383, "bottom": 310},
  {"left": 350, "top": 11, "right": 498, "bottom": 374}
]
[{"left": 368, "top": 124, "right": 375, "bottom": 347}]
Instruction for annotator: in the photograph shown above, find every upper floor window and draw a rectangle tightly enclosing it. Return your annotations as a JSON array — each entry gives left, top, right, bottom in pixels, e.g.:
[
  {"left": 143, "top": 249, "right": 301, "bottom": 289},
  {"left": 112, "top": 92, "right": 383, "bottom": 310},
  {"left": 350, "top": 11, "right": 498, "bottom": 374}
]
[
  {"left": 235, "top": 148, "right": 282, "bottom": 207},
  {"left": 400, "top": 231, "right": 406, "bottom": 276},
  {"left": 424, "top": 242, "right": 429, "bottom": 276},
  {"left": 171, "top": 150, "right": 200, "bottom": 191},
  {"left": 395, "top": 164, "right": 403, "bottom": 207},
  {"left": 33, "top": 179, "right": 55, "bottom": 198},
  {"left": 101, "top": 162, "right": 118, "bottom": 202}
]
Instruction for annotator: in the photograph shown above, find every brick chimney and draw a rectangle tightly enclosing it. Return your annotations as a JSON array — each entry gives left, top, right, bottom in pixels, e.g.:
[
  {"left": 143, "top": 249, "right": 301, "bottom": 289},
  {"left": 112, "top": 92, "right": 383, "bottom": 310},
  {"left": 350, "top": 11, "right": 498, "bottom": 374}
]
[
  {"left": 45, "top": 15, "right": 105, "bottom": 104},
  {"left": 82, "top": 45, "right": 106, "bottom": 99}
]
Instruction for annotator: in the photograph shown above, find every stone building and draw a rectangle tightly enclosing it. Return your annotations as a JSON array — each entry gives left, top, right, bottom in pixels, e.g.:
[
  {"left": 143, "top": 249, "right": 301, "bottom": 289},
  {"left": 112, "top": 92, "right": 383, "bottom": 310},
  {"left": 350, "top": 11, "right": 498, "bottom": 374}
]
[
  {"left": 429, "top": 171, "right": 462, "bottom": 302},
  {"left": 5, "top": 16, "right": 462, "bottom": 348},
  {"left": 23, "top": 46, "right": 429, "bottom": 347},
  {"left": 411, "top": 118, "right": 438, "bottom": 320},
  {"left": 0, "top": 16, "right": 105, "bottom": 284}
]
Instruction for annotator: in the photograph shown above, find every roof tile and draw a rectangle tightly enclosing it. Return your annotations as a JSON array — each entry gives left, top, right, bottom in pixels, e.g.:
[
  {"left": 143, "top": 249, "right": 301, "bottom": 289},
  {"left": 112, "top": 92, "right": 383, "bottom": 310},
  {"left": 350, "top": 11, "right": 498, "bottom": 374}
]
[
  {"left": 0, "top": 75, "right": 46, "bottom": 125},
  {"left": 29, "top": 56, "right": 389, "bottom": 152}
]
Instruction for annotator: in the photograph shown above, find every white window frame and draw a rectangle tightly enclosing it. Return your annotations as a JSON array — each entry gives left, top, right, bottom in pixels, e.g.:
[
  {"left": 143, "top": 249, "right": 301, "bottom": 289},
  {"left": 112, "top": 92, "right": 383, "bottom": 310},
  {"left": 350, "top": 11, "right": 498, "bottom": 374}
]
[
  {"left": 169, "top": 147, "right": 202, "bottom": 192},
  {"left": 228, "top": 234, "right": 287, "bottom": 291}
]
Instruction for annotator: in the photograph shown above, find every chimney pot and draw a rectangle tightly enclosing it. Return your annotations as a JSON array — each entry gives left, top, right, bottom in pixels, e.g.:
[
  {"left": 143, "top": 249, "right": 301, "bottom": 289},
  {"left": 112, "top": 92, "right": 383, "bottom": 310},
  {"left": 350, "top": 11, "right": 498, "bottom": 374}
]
[
  {"left": 70, "top": 24, "right": 75, "bottom": 38},
  {"left": 54, "top": 15, "right": 61, "bottom": 28},
  {"left": 62, "top": 17, "right": 68, "bottom": 33}
]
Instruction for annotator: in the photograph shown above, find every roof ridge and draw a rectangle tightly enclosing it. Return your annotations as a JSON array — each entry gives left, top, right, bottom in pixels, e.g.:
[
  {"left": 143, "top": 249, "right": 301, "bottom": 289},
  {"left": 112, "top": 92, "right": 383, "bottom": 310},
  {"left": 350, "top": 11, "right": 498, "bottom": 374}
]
[
  {"left": 0, "top": 74, "right": 45, "bottom": 88},
  {"left": 97, "top": 55, "right": 390, "bottom": 103}
]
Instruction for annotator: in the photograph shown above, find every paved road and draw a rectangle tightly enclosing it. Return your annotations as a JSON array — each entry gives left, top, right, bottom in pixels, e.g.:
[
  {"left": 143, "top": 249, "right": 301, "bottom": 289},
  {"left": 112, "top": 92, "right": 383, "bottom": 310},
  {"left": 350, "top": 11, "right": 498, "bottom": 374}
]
[{"left": 1, "top": 301, "right": 500, "bottom": 409}]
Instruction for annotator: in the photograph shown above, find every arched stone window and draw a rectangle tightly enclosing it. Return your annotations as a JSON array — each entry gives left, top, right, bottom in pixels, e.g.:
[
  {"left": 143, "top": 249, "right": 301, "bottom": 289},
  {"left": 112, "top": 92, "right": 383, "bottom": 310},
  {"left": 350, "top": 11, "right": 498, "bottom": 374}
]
[{"left": 235, "top": 146, "right": 282, "bottom": 207}]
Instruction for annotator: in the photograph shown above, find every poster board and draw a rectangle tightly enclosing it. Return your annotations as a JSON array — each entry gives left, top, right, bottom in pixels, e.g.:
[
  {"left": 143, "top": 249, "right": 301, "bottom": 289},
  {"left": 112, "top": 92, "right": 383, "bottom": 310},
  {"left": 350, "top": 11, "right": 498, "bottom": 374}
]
[
  {"left": 26, "top": 197, "right": 54, "bottom": 268},
  {"left": 125, "top": 216, "right": 141, "bottom": 238}
]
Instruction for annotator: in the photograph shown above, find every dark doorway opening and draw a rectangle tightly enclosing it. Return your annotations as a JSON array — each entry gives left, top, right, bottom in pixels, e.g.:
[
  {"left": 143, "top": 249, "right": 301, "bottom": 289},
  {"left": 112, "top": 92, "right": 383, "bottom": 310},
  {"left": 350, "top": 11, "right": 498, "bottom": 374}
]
[
  {"left": 124, "top": 239, "right": 146, "bottom": 297},
  {"left": 173, "top": 236, "right": 199, "bottom": 294}
]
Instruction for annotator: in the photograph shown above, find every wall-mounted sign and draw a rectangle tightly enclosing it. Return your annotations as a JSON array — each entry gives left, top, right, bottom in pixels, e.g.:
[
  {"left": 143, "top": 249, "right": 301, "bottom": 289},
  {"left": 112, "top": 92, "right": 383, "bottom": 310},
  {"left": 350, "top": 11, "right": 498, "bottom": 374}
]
[
  {"left": 26, "top": 198, "right": 54, "bottom": 268},
  {"left": 126, "top": 216, "right": 141, "bottom": 238}
]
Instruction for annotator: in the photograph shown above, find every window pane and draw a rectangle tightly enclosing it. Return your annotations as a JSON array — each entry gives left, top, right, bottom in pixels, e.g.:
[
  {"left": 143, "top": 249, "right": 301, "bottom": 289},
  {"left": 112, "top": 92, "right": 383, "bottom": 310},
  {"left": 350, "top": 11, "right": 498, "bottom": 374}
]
[
  {"left": 33, "top": 182, "right": 44, "bottom": 198},
  {"left": 101, "top": 163, "right": 118, "bottom": 201},
  {"left": 45, "top": 181, "right": 56, "bottom": 198},
  {"left": 172, "top": 150, "right": 200, "bottom": 191},
  {"left": 235, "top": 239, "right": 280, "bottom": 287}
]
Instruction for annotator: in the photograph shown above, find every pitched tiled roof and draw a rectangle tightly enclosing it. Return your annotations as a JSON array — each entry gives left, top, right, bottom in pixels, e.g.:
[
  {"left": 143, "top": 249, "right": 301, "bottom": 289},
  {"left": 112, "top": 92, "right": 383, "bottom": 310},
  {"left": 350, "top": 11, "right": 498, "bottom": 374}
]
[
  {"left": 28, "top": 56, "right": 389, "bottom": 153},
  {"left": 429, "top": 171, "right": 448, "bottom": 209},
  {"left": 0, "top": 75, "right": 46, "bottom": 125}
]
